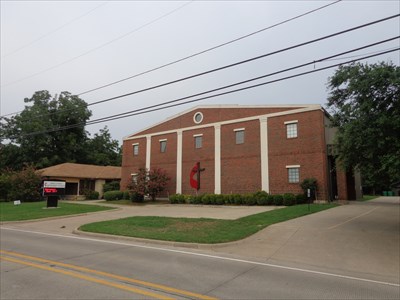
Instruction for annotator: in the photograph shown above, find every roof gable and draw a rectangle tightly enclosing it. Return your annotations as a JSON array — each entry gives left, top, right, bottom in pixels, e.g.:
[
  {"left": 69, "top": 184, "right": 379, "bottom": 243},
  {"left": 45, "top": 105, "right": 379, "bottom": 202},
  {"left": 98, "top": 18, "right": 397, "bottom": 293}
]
[
  {"left": 124, "top": 104, "right": 319, "bottom": 139},
  {"left": 37, "top": 163, "right": 121, "bottom": 179}
]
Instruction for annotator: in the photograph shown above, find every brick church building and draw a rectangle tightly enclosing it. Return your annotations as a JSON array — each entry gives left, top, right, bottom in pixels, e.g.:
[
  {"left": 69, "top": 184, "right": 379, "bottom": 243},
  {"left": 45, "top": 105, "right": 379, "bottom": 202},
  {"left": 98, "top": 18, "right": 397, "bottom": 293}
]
[{"left": 121, "top": 104, "right": 361, "bottom": 201}]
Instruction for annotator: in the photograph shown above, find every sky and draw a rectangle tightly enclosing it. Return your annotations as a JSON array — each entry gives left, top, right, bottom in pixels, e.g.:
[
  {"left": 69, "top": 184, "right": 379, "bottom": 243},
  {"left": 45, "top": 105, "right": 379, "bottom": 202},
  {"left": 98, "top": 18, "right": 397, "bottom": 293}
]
[{"left": 1, "top": 0, "right": 399, "bottom": 144}]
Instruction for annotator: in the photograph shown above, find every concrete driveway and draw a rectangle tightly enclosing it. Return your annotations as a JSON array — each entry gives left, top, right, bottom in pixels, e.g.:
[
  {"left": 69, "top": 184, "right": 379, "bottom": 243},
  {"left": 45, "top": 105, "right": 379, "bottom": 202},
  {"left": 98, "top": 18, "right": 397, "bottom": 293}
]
[{"left": 2, "top": 197, "right": 399, "bottom": 284}]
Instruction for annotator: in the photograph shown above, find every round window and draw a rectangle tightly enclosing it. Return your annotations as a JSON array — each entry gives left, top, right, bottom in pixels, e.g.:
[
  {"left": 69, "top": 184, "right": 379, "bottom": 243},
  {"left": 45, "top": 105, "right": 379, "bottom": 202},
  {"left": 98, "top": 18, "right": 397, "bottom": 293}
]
[{"left": 193, "top": 112, "right": 203, "bottom": 124}]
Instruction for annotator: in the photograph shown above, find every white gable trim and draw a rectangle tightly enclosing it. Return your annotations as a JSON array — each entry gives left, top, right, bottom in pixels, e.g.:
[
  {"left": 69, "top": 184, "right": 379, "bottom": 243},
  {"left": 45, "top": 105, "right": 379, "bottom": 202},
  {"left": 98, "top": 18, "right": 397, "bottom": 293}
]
[
  {"left": 123, "top": 104, "right": 321, "bottom": 140},
  {"left": 124, "top": 105, "right": 322, "bottom": 141}
]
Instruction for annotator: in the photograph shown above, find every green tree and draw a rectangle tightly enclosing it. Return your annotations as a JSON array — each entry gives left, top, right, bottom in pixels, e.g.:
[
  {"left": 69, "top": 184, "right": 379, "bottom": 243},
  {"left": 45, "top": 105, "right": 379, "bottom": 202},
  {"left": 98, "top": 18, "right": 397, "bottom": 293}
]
[
  {"left": 86, "top": 126, "right": 121, "bottom": 166},
  {"left": 0, "top": 90, "right": 121, "bottom": 170},
  {"left": 327, "top": 61, "right": 400, "bottom": 191},
  {"left": 0, "top": 90, "right": 91, "bottom": 169}
]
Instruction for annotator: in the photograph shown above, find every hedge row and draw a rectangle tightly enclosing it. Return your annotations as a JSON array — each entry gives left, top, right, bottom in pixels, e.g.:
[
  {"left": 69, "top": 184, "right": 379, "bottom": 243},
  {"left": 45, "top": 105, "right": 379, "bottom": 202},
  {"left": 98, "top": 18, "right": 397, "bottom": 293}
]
[
  {"left": 103, "top": 190, "right": 144, "bottom": 202},
  {"left": 169, "top": 191, "right": 307, "bottom": 206}
]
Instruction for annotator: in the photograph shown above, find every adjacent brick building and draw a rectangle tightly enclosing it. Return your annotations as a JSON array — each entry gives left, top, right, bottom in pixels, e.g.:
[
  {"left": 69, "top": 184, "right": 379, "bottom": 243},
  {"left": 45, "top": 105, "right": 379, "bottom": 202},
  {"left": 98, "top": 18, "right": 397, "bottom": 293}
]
[{"left": 121, "top": 105, "right": 361, "bottom": 201}]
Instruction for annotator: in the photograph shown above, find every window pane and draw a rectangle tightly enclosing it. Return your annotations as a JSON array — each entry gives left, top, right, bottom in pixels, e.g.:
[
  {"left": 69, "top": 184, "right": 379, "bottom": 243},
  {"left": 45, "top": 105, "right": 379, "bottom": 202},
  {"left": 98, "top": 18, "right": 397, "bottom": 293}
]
[
  {"left": 195, "top": 136, "right": 202, "bottom": 148},
  {"left": 133, "top": 145, "right": 139, "bottom": 156},
  {"left": 236, "top": 130, "right": 244, "bottom": 144},
  {"left": 286, "top": 123, "right": 297, "bottom": 138},
  {"left": 160, "top": 141, "right": 167, "bottom": 153},
  {"left": 288, "top": 168, "right": 299, "bottom": 183}
]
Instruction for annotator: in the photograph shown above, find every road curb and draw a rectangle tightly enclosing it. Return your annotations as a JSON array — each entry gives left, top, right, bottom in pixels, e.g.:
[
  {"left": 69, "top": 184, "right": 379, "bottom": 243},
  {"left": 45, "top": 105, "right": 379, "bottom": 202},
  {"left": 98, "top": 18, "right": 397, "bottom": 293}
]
[
  {"left": 0, "top": 207, "right": 121, "bottom": 225},
  {"left": 72, "top": 228, "right": 246, "bottom": 250}
]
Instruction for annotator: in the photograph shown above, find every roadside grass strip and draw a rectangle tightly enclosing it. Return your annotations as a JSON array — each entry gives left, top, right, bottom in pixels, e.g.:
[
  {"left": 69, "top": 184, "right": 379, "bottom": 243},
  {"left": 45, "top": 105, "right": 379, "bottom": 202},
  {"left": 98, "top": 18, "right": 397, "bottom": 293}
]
[
  {"left": 0, "top": 250, "right": 217, "bottom": 300},
  {"left": 0, "top": 201, "right": 115, "bottom": 222},
  {"left": 80, "top": 204, "right": 337, "bottom": 243}
]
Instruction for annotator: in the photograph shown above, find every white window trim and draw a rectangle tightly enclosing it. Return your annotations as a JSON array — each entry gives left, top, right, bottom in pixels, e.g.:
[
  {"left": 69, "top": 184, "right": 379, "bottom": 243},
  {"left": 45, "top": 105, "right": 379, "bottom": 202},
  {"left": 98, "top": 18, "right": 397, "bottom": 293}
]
[
  {"left": 233, "top": 128, "right": 245, "bottom": 132},
  {"left": 132, "top": 143, "right": 139, "bottom": 146},
  {"left": 286, "top": 165, "right": 300, "bottom": 168},
  {"left": 159, "top": 139, "right": 167, "bottom": 142},
  {"left": 193, "top": 134, "right": 203, "bottom": 137},
  {"left": 284, "top": 120, "right": 298, "bottom": 125},
  {"left": 193, "top": 112, "right": 204, "bottom": 124}
]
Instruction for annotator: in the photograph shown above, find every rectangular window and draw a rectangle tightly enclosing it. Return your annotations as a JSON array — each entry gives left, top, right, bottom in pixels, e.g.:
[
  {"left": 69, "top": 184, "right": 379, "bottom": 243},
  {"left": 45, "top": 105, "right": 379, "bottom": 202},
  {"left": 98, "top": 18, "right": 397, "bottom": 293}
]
[
  {"left": 234, "top": 128, "right": 245, "bottom": 144},
  {"left": 160, "top": 140, "right": 167, "bottom": 153},
  {"left": 194, "top": 135, "right": 202, "bottom": 149},
  {"left": 287, "top": 166, "right": 300, "bottom": 183},
  {"left": 286, "top": 122, "right": 298, "bottom": 138},
  {"left": 133, "top": 144, "right": 139, "bottom": 156}
]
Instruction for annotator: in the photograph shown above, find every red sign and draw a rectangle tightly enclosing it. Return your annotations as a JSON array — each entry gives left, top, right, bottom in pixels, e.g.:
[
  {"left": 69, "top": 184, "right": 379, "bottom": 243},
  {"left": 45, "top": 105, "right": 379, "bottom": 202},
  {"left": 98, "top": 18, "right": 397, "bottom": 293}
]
[
  {"left": 42, "top": 180, "right": 66, "bottom": 196},
  {"left": 190, "top": 163, "right": 199, "bottom": 190},
  {"left": 190, "top": 162, "right": 205, "bottom": 190},
  {"left": 44, "top": 188, "right": 59, "bottom": 194}
]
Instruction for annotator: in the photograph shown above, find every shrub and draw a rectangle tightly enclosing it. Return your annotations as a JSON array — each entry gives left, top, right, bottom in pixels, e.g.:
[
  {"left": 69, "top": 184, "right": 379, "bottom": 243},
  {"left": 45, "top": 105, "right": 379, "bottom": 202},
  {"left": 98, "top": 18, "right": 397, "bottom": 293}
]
[
  {"left": 202, "top": 194, "right": 212, "bottom": 205},
  {"left": 266, "top": 194, "right": 275, "bottom": 205},
  {"left": 103, "top": 181, "right": 120, "bottom": 193},
  {"left": 189, "top": 195, "right": 202, "bottom": 204},
  {"left": 215, "top": 194, "right": 225, "bottom": 205},
  {"left": 104, "top": 190, "right": 124, "bottom": 201},
  {"left": 255, "top": 191, "right": 268, "bottom": 205},
  {"left": 169, "top": 194, "right": 184, "bottom": 204},
  {"left": 123, "top": 191, "right": 130, "bottom": 200},
  {"left": 83, "top": 190, "right": 99, "bottom": 200},
  {"left": 300, "top": 178, "right": 318, "bottom": 200},
  {"left": 283, "top": 193, "right": 296, "bottom": 206},
  {"left": 244, "top": 193, "right": 256, "bottom": 205},
  {"left": 130, "top": 192, "right": 144, "bottom": 203},
  {"left": 128, "top": 168, "right": 170, "bottom": 201},
  {"left": 273, "top": 194, "right": 283, "bottom": 206},
  {"left": 8, "top": 166, "right": 42, "bottom": 202},
  {"left": 296, "top": 193, "right": 307, "bottom": 204},
  {"left": 233, "top": 194, "right": 243, "bottom": 205}
]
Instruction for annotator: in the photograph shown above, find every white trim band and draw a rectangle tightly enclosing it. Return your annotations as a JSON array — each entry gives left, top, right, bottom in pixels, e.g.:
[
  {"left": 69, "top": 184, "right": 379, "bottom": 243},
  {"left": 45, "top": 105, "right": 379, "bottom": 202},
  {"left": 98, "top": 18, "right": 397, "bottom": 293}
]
[
  {"left": 233, "top": 128, "right": 245, "bottom": 132},
  {"left": 284, "top": 120, "right": 298, "bottom": 124},
  {"left": 286, "top": 165, "right": 300, "bottom": 168}
]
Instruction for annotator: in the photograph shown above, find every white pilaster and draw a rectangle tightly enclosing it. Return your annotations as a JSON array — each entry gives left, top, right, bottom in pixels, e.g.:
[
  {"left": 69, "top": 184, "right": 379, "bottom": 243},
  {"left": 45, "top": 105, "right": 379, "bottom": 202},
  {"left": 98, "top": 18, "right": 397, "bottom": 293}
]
[
  {"left": 176, "top": 130, "right": 183, "bottom": 194},
  {"left": 214, "top": 124, "right": 221, "bottom": 194},
  {"left": 260, "top": 117, "right": 269, "bottom": 192},
  {"left": 146, "top": 136, "right": 151, "bottom": 170}
]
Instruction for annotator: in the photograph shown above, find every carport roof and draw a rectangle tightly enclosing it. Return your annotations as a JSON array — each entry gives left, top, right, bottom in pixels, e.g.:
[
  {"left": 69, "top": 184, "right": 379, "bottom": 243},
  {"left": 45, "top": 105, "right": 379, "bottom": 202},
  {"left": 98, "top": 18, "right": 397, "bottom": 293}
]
[{"left": 37, "top": 163, "right": 121, "bottom": 180}]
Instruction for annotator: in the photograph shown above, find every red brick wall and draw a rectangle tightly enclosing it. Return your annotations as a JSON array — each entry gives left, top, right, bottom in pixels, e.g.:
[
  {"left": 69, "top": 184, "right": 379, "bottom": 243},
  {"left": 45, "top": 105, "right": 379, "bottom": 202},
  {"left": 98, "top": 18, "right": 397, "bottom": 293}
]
[
  {"left": 149, "top": 133, "right": 177, "bottom": 197},
  {"left": 267, "top": 110, "right": 329, "bottom": 199},
  {"left": 182, "top": 127, "right": 215, "bottom": 195},
  {"left": 121, "top": 106, "right": 333, "bottom": 200},
  {"left": 131, "top": 107, "right": 301, "bottom": 137},
  {"left": 221, "top": 120, "right": 261, "bottom": 194},
  {"left": 121, "top": 137, "right": 147, "bottom": 190}
]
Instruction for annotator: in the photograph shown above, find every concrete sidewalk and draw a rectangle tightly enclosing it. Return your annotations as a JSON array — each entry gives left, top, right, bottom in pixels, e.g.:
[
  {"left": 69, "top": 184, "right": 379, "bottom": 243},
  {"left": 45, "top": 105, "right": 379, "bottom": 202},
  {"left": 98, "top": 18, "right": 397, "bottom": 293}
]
[{"left": 2, "top": 197, "right": 399, "bottom": 284}]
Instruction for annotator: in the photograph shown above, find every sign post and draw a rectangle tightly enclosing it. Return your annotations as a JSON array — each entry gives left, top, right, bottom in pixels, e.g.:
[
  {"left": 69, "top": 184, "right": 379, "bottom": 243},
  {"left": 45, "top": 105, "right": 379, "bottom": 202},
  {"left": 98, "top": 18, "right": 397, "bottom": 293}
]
[
  {"left": 42, "top": 181, "right": 66, "bottom": 208},
  {"left": 307, "top": 188, "right": 311, "bottom": 212}
]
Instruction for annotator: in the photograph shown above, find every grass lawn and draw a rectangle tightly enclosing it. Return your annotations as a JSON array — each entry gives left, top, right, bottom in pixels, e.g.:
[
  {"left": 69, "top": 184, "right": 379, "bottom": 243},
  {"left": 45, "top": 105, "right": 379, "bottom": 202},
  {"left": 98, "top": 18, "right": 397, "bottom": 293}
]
[
  {"left": 80, "top": 203, "right": 337, "bottom": 244},
  {"left": 0, "top": 201, "right": 115, "bottom": 222},
  {"left": 360, "top": 195, "right": 380, "bottom": 201}
]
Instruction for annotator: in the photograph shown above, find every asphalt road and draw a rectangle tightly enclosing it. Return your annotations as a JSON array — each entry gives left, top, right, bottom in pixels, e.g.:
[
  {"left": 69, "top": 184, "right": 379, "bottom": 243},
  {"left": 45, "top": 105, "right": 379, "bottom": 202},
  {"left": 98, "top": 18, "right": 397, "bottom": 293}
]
[{"left": 1, "top": 226, "right": 399, "bottom": 299}]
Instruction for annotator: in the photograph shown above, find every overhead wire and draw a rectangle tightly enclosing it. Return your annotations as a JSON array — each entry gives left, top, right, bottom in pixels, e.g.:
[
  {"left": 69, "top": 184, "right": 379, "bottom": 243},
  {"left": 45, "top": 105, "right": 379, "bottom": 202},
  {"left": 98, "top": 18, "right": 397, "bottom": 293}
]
[
  {"left": 1, "top": 2, "right": 108, "bottom": 58},
  {"left": 0, "top": 0, "right": 342, "bottom": 117},
  {"left": 1, "top": 14, "right": 398, "bottom": 121},
  {"left": 0, "top": 1, "right": 192, "bottom": 88},
  {"left": 76, "top": 0, "right": 343, "bottom": 96},
  {"left": 7, "top": 45, "right": 399, "bottom": 139}
]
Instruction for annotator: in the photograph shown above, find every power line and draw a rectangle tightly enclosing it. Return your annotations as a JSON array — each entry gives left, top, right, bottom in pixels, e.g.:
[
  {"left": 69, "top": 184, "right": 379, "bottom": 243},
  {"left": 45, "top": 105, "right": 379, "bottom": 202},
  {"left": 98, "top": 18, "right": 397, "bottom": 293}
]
[
  {"left": 0, "top": 1, "right": 192, "bottom": 88},
  {"left": 2, "top": 14, "right": 397, "bottom": 121},
  {"left": 1, "top": 2, "right": 108, "bottom": 58},
  {"left": 0, "top": 0, "right": 342, "bottom": 118},
  {"left": 76, "top": 0, "right": 343, "bottom": 96},
  {"left": 7, "top": 47, "right": 398, "bottom": 139}
]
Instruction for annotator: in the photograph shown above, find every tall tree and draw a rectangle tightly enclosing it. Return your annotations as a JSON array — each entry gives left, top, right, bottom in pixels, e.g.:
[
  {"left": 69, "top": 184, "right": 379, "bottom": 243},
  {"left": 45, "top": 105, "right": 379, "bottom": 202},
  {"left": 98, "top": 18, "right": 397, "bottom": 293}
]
[
  {"left": 86, "top": 126, "right": 121, "bottom": 166},
  {"left": 327, "top": 61, "right": 400, "bottom": 191},
  {"left": 0, "top": 90, "right": 91, "bottom": 169}
]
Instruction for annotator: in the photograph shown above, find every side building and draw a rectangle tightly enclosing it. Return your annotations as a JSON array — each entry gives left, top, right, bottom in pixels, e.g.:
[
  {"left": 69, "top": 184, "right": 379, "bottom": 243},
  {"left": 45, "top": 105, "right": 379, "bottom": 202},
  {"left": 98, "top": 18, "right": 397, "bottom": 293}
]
[{"left": 121, "top": 105, "right": 361, "bottom": 200}]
